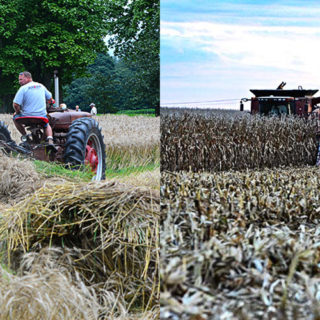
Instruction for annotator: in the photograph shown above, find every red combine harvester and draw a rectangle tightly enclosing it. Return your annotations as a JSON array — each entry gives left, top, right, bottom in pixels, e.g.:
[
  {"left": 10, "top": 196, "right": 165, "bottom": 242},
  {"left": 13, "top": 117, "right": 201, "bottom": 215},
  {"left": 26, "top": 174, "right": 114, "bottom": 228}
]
[{"left": 243, "top": 82, "right": 320, "bottom": 116}]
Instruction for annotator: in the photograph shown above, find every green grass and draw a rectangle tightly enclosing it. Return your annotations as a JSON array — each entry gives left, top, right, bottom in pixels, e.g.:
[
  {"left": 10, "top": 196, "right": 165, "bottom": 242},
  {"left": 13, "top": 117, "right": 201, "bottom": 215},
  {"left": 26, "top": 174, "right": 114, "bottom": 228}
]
[
  {"left": 0, "top": 263, "right": 15, "bottom": 277},
  {"left": 115, "top": 108, "right": 156, "bottom": 117},
  {"left": 33, "top": 161, "right": 94, "bottom": 182},
  {"left": 33, "top": 160, "right": 159, "bottom": 181}
]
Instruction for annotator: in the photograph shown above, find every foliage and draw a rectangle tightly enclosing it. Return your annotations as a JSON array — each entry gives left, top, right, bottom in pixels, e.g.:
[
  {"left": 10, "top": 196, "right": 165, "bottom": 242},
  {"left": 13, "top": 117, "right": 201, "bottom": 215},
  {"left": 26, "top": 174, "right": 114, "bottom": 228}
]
[
  {"left": 33, "top": 160, "right": 159, "bottom": 180},
  {"left": 116, "top": 109, "right": 155, "bottom": 116},
  {"left": 63, "top": 54, "right": 155, "bottom": 112},
  {"left": 0, "top": 0, "right": 109, "bottom": 96},
  {"left": 106, "top": 0, "right": 160, "bottom": 108},
  {"left": 63, "top": 53, "right": 118, "bottom": 113},
  {"left": 33, "top": 160, "right": 93, "bottom": 182},
  {"left": 0, "top": 0, "right": 159, "bottom": 115}
]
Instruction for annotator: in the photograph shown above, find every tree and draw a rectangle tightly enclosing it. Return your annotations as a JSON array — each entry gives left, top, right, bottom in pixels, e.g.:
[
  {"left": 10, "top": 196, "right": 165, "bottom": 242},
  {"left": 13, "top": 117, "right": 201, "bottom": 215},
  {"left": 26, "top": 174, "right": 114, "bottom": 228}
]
[
  {"left": 106, "top": 0, "right": 159, "bottom": 112},
  {"left": 0, "top": 0, "right": 110, "bottom": 111},
  {"left": 64, "top": 53, "right": 156, "bottom": 113},
  {"left": 85, "top": 53, "right": 118, "bottom": 113},
  {"left": 64, "top": 53, "right": 118, "bottom": 113}
]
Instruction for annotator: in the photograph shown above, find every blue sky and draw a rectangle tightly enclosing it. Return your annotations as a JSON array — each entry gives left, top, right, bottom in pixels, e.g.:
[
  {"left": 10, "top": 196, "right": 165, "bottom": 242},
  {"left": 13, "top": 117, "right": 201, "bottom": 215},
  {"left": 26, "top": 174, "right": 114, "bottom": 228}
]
[{"left": 161, "top": 1, "right": 320, "bottom": 108}]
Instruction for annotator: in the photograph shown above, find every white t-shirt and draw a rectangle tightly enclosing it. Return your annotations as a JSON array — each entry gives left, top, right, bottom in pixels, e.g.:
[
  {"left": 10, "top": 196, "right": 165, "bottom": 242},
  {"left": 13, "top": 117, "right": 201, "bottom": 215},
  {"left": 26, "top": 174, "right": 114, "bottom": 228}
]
[
  {"left": 90, "top": 106, "right": 97, "bottom": 115},
  {"left": 13, "top": 81, "right": 52, "bottom": 117}
]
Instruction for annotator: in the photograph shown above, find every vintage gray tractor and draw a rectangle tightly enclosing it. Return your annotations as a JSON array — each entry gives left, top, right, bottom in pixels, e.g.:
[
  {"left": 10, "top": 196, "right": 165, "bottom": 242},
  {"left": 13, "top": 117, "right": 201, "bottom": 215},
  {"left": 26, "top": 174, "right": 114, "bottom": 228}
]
[{"left": 0, "top": 103, "right": 106, "bottom": 181}]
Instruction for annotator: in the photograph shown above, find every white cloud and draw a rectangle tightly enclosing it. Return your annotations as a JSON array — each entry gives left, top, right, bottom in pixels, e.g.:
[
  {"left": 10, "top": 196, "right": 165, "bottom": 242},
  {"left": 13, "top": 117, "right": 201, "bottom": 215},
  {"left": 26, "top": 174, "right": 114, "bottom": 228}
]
[
  {"left": 161, "top": 21, "right": 320, "bottom": 78},
  {"left": 161, "top": 18, "right": 320, "bottom": 105},
  {"left": 161, "top": 59, "right": 316, "bottom": 105}
]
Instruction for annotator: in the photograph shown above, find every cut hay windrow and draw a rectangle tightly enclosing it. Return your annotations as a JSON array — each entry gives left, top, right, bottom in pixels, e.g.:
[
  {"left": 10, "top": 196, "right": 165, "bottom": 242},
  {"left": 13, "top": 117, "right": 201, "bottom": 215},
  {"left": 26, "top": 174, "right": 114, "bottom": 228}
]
[
  {"left": 0, "top": 247, "right": 160, "bottom": 320},
  {"left": 161, "top": 169, "right": 320, "bottom": 319},
  {"left": 0, "top": 153, "right": 41, "bottom": 202},
  {"left": 0, "top": 181, "right": 160, "bottom": 311},
  {"left": 161, "top": 112, "right": 318, "bottom": 172},
  {"left": 0, "top": 251, "right": 100, "bottom": 320}
]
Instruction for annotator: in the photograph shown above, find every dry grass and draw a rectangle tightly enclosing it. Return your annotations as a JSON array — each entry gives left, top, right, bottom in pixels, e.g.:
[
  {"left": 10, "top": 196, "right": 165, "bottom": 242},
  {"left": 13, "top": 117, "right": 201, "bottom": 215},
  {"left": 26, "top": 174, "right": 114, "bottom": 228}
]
[
  {"left": 1, "top": 113, "right": 26, "bottom": 142},
  {"left": 1, "top": 113, "right": 159, "bottom": 146},
  {"left": 161, "top": 112, "right": 318, "bottom": 172},
  {"left": 0, "top": 111, "right": 160, "bottom": 319},
  {"left": 0, "top": 152, "right": 41, "bottom": 202},
  {"left": 0, "top": 180, "right": 160, "bottom": 313},
  {"left": 114, "top": 167, "right": 160, "bottom": 190},
  {"left": 1, "top": 113, "right": 160, "bottom": 169},
  {"left": 161, "top": 169, "right": 320, "bottom": 319},
  {"left": 99, "top": 114, "right": 159, "bottom": 169},
  {"left": 0, "top": 251, "right": 100, "bottom": 320},
  {"left": 98, "top": 114, "right": 159, "bottom": 148},
  {"left": 106, "top": 143, "right": 160, "bottom": 170},
  {"left": 0, "top": 247, "right": 160, "bottom": 320}
]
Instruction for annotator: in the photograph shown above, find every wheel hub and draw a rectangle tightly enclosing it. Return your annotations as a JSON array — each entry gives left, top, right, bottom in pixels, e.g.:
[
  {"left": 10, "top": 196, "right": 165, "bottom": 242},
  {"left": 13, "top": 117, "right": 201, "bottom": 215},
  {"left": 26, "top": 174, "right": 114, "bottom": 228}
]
[{"left": 85, "top": 140, "right": 99, "bottom": 172}]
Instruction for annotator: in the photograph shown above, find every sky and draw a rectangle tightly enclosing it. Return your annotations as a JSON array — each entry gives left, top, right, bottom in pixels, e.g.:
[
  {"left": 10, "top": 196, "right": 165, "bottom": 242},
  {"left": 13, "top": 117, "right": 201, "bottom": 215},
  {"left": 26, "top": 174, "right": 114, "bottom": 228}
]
[{"left": 161, "top": 0, "right": 320, "bottom": 109}]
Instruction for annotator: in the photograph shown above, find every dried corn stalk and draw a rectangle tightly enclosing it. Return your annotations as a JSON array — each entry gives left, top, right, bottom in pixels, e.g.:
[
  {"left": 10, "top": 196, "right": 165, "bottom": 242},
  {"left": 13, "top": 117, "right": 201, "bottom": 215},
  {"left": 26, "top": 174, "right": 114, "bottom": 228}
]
[
  {"left": 161, "top": 111, "right": 318, "bottom": 172},
  {"left": 161, "top": 168, "right": 320, "bottom": 319}
]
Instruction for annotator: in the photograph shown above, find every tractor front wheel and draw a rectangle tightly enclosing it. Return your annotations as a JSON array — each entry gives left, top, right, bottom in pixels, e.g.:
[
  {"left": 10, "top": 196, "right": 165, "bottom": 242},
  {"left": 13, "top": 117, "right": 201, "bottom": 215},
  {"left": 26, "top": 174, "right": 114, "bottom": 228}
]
[{"left": 64, "top": 118, "right": 106, "bottom": 181}]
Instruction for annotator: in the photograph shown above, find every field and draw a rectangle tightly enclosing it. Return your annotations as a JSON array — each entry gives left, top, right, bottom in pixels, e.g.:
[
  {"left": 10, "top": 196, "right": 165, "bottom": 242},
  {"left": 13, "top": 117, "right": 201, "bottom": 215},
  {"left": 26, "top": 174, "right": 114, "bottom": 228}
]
[
  {"left": 160, "top": 109, "right": 320, "bottom": 319},
  {"left": 2, "top": 113, "right": 160, "bottom": 180},
  {"left": 161, "top": 109, "right": 318, "bottom": 172},
  {"left": 0, "top": 113, "right": 160, "bottom": 319}
]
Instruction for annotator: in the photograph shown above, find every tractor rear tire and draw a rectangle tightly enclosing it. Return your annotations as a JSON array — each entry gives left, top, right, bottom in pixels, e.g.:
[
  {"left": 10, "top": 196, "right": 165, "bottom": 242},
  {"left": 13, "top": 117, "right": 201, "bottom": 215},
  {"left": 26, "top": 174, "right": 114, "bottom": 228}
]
[
  {"left": 0, "top": 121, "right": 13, "bottom": 154},
  {"left": 64, "top": 117, "right": 106, "bottom": 181}
]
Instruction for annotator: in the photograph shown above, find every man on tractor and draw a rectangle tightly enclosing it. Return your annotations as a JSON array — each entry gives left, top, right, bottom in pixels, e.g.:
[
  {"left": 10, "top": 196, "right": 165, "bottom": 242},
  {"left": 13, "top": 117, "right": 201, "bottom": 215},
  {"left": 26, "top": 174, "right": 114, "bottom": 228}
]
[{"left": 12, "top": 71, "right": 56, "bottom": 148}]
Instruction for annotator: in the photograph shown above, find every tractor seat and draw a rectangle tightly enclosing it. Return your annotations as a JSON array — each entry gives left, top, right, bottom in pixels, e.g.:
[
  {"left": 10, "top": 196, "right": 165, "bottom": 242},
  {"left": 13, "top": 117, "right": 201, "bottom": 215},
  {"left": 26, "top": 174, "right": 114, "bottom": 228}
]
[{"left": 15, "top": 116, "right": 49, "bottom": 127}]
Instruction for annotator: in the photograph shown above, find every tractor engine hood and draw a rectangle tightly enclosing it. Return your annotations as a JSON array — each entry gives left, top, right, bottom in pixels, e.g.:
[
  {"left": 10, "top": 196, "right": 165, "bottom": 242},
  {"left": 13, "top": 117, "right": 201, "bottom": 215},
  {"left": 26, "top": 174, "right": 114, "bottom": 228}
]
[{"left": 49, "top": 110, "right": 92, "bottom": 130}]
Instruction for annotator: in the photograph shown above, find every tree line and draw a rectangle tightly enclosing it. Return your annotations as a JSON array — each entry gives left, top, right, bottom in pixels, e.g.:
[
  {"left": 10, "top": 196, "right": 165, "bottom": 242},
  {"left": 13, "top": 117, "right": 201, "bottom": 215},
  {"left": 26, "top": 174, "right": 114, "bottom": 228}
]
[
  {"left": 63, "top": 53, "right": 156, "bottom": 114},
  {"left": 0, "top": 0, "right": 159, "bottom": 115}
]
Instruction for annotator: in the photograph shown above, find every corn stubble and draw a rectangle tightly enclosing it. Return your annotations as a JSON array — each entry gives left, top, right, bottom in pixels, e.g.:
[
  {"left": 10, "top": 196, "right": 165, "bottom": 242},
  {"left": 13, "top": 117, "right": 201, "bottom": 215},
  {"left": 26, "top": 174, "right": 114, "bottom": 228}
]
[
  {"left": 161, "top": 167, "right": 320, "bottom": 319},
  {"left": 161, "top": 112, "right": 318, "bottom": 172}
]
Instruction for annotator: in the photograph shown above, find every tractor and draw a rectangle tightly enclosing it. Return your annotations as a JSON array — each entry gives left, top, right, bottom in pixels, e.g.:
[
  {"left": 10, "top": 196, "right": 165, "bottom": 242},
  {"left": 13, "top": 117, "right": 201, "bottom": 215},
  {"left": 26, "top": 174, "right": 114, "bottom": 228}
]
[
  {"left": 0, "top": 101, "right": 106, "bottom": 181},
  {"left": 242, "top": 82, "right": 320, "bottom": 116}
]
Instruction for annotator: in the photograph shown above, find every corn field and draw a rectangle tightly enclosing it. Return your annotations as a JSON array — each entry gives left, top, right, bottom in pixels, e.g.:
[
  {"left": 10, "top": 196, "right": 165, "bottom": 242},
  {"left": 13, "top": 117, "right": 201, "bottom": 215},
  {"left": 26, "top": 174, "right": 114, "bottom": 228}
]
[
  {"left": 160, "top": 108, "right": 320, "bottom": 320},
  {"left": 161, "top": 111, "right": 318, "bottom": 172}
]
